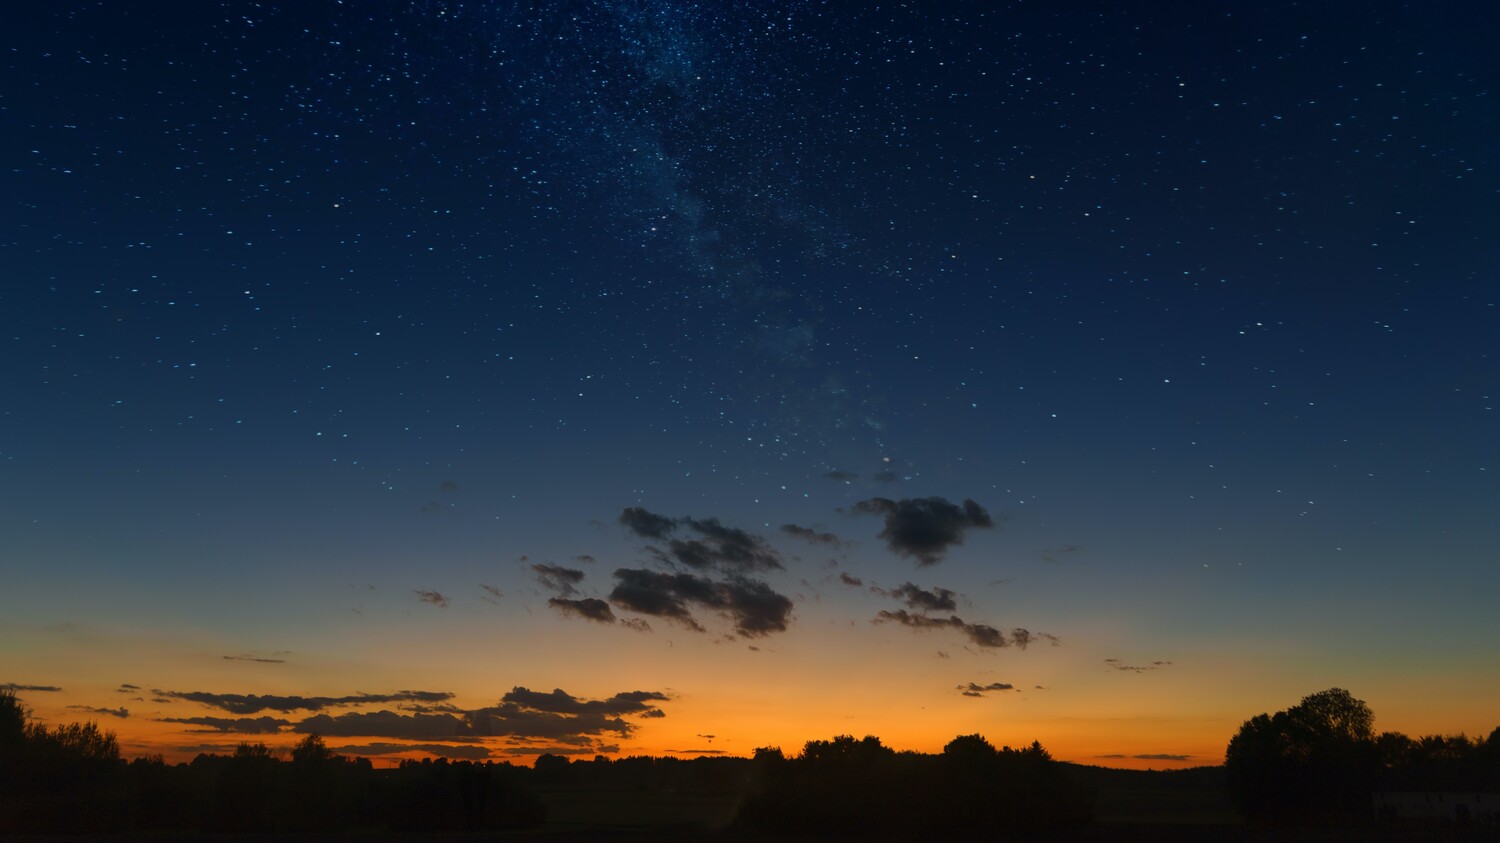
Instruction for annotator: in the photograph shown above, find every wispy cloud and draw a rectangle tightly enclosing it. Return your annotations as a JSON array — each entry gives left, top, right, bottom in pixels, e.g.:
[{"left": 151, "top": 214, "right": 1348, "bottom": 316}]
[
  {"left": 958, "top": 681, "right": 1017, "bottom": 697},
  {"left": 1104, "top": 658, "right": 1172, "bottom": 673},
  {"left": 153, "top": 689, "right": 455, "bottom": 715},
  {"left": 68, "top": 705, "right": 130, "bottom": 719},
  {"left": 414, "top": 590, "right": 450, "bottom": 608}
]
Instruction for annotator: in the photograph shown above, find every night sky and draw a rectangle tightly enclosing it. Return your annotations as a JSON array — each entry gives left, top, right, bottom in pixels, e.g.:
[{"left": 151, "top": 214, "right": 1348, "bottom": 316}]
[{"left": 3, "top": 1, "right": 1495, "bottom": 768}]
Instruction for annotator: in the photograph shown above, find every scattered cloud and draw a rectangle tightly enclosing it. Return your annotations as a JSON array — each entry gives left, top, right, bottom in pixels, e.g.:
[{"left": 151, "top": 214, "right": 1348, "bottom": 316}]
[
  {"left": 619, "top": 507, "right": 784, "bottom": 572},
  {"left": 838, "top": 572, "right": 864, "bottom": 587},
  {"left": 874, "top": 609, "right": 1046, "bottom": 650},
  {"left": 1105, "top": 659, "right": 1172, "bottom": 673},
  {"left": 3, "top": 683, "right": 62, "bottom": 692},
  {"left": 548, "top": 597, "right": 617, "bottom": 623},
  {"left": 619, "top": 506, "right": 677, "bottom": 540},
  {"left": 958, "top": 682, "right": 1017, "bottom": 698},
  {"left": 152, "top": 689, "right": 455, "bottom": 715},
  {"left": 68, "top": 705, "right": 130, "bottom": 719},
  {"left": 780, "top": 523, "right": 841, "bottom": 545},
  {"left": 533, "top": 563, "right": 586, "bottom": 596},
  {"left": 160, "top": 715, "right": 290, "bottom": 734},
  {"left": 414, "top": 590, "right": 449, "bottom": 608},
  {"left": 886, "top": 582, "right": 958, "bottom": 612},
  {"left": 609, "top": 568, "right": 793, "bottom": 637},
  {"left": 849, "top": 497, "right": 994, "bottom": 565}
]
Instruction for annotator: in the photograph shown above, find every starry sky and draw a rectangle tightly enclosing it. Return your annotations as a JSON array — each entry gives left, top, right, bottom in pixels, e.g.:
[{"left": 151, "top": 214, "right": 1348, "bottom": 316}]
[{"left": 2, "top": 1, "right": 1495, "bottom": 768}]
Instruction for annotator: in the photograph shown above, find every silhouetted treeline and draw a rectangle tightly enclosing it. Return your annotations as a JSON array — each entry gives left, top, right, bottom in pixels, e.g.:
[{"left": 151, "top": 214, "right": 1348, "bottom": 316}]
[
  {"left": 1226, "top": 687, "right": 1500, "bottom": 826},
  {"left": 734, "top": 733, "right": 1093, "bottom": 838},
  {"left": 0, "top": 690, "right": 544, "bottom": 834}
]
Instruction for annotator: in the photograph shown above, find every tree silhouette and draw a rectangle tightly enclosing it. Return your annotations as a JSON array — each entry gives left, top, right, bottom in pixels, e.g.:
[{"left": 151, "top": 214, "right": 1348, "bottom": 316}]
[{"left": 1226, "top": 688, "right": 1381, "bottom": 824}]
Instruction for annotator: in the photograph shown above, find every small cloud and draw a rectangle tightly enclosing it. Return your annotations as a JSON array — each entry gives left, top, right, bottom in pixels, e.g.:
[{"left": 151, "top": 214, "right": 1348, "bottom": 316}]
[
  {"left": 68, "top": 705, "right": 130, "bottom": 719},
  {"left": 1135, "top": 753, "right": 1191, "bottom": 761},
  {"left": 609, "top": 568, "right": 793, "bottom": 637},
  {"left": 480, "top": 584, "right": 504, "bottom": 602},
  {"left": 223, "top": 655, "right": 285, "bottom": 664},
  {"left": 415, "top": 590, "right": 450, "bottom": 608},
  {"left": 533, "top": 563, "right": 586, "bottom": 596},
  {"left": 838, "top": 572, "right": 864, "bottom": 587},
  {"left": 780, "top": 523, "right": 841, "bottom": 545},
  {"left": 440, "top": 480, "right": 458, "bottom": 492},
  {"left": 872, "top": 470, "right": 900, "bottom": 484},
  {"left": 1104, "top": 658, "right": 1171, "bottom": 673},
  {"left": 887, "top": 582, "right": 958, "bottom": 612},
  {"left": 116, "top": 684, "right": 140, "bottom": 693},
  {"left": 848, "top": 497, "right": 994, "bottom": 565},
  {"left": 3, "top": 683, "right": 62, "bottom": 692},
  {"left": 958, "top": 681, "right": 1017, "bottom": 698},
  {"left": 619, "top": 506, "right": 677, "bottom": 540},
  {"left": 822, "top": 470, "right": 858, "bottom": 483},
  {"left": 574, "top": 554, "right": 596, "bottom": 564},
  {"left": 874, "top": 610, "right": 1046, "bottom": 650},
  {"left": 548, "top": 597, "right": 617, "bottom": 624}
]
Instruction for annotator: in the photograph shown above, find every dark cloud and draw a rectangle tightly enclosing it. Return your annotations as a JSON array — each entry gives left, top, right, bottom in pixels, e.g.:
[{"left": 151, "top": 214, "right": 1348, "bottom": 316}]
[
  {"left": 958, "top": 682, "right": 1017, "bottom": 698},
  {"left": 1105, "top": 659, "right": 1172, "bottom": 673},
  {"left": 533, "top": 563, "right": 586, "bottom": 595},
  {"left": 1135, "top": 753, "right": 1191, "bottom": 761},
  {"left": 673, "top": 517, "right": 783, "bottom": 571},
  {"left": 296, "top": 710, "right": 474, "bottom": 739},
  {"left": 822, "top": 470, "right": 858, "bottom": 482},
  {"left": 160, "top": 715, "right": 290, "bottom": 734},
  {"left": 501, "top": 687, "right": 668, "bottom": 717},
  {"left": 849, "top": 497, "right": 994, "bottom": 565},
  {"left": 874, "top": 609, "right": 1040, "bottom": 650},
  {"left": 223, "top": 655, "right": 285, "bottom": 664},
  {"left": 838, "top": 572, "right": 864, "bottom": 587},
  {"left": 3, "top": 683, "right": 62, "bottom": 692},
  {"left": 619, "top": 506, "right": 677, "bottom": 539},
  {"left": 608, "top": 568, "right": 793, "bottom": 637},
  {"left": 68, "top": 705, "right": 129, "bottom": 719},
  {"left": 609, "top": 568, "right": 708, "bottom": 630},
  {"left": 548, "top": 597, "right": 617, "bottom": 623},
  {"left": 335, "top": 742, "right": 491, "bottom": 760},
  {"left": 415, "top": 589, "right": 450, "bottom": 608},
  {"left": 619, "top": 508, "right": 783, "bottom": 572},
  {"left": 574, "top": 554, "right": 596, "bottom": 564},
  {"left": 116, "top": 684, "right": 140, "bottom": 693},
  {"left": 480, "top": 584, "right": 504, "bottom": 602},
  {"left": 780, "top": 523, "right": 841, "bottom": 545},
  {"left": 888, "top": 582, "right": 958, "bottom": 612},
  {"left": 153, "top": 689, "right": 454, "bottom": 715}
]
